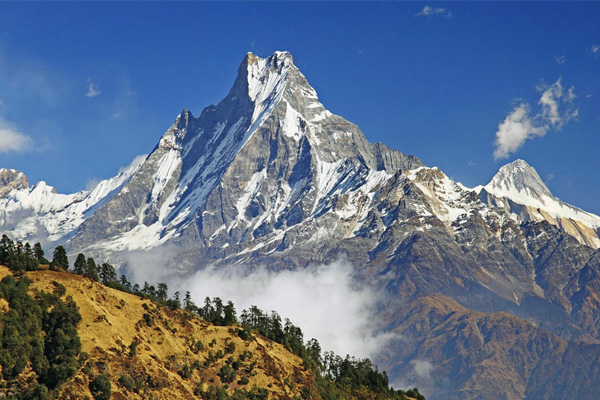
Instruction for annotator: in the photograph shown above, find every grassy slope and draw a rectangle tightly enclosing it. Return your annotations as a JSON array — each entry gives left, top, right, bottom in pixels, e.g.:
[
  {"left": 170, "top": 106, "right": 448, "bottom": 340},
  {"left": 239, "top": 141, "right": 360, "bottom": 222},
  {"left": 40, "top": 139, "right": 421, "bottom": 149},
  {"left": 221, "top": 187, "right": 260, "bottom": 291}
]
[
  {"left": 0, "top": 266, "right": 417, "bottom": 400},
  {"left": 1, "top": 266, "right": 310, "bottom": 399}
]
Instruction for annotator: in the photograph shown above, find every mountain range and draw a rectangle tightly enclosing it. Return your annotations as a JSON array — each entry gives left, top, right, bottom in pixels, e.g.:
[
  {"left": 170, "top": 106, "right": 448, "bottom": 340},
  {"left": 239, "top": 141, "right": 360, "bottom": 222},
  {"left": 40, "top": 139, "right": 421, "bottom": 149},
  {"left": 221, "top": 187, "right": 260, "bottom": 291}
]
[{"left": 2, "top": 51, "right": 600, "bottom": 400}]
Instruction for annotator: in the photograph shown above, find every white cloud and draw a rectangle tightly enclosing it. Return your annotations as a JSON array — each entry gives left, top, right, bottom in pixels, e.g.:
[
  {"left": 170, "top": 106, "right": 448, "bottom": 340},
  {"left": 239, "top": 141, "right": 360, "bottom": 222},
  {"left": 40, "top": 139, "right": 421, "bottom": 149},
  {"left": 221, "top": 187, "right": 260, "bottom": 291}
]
[
  {"left": 411, "top": 359, "right": 435, "bottom": 380},
  {"left": 86, "top": 81, "right": 101, "bottom": 98},
  {"left": 124, "top": 254, "right": 396, "bottom": 359},
  {"left": 493, "top": 78, "right": 578, "bottom": 160},
  {"left": 554, "top": 55, "right": 566, "bottom": 64},
  {"left": 590, "top": 44, "right": 600, "bottom": 57},
  {"left": 0, "top": 119, "right": 33, "bottom": 153},
  {"left": 416, "top": 5, "right": 452, "bottom": 18},
  {"left": 537, "top": 78, "right": 577, "bottom": 129},
  {"left": 493, "top": 103, "right": 543, "bottom": 160}
]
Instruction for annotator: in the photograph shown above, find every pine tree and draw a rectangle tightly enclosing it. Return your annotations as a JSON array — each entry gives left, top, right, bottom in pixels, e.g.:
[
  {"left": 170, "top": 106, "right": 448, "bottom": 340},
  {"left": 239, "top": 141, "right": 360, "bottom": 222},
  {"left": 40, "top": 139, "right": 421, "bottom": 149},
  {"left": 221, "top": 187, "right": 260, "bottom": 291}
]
[
  {"left": 33, "top": 243, "right": 46, "bottom": 263},
  {"left": 22, "top": 243, "right": 39, "bottom": 271},
  {"left": 119, "top": 275, "right": 132, "bottom": 290},
  {"left": 85, "top": 258, "right": 99, "bottom": 282},
  {"left": 73, "top": 254, "right": 86, "bottom": 275},
  {"left": 0, "top": 235, "right": 13, "bottom": 264},
  {"left": 51, "top": 246, "right": 69, "bottom": 270},
  {"left": 99, "top": 263, "right": 117, "bottom": 285},
  {"left": 157, "top": 283, "right": 169, "bottom": 301},
  {"left": 184, "top": 291, "right": 195, "bottom": 312}
]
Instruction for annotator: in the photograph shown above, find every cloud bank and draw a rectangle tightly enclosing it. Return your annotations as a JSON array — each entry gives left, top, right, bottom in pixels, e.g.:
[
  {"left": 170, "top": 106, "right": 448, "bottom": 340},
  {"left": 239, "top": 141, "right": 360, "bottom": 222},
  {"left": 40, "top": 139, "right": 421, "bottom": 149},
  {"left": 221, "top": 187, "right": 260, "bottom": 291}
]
[
  {"left": 493, "top": 78, "right": 578, "bottom": 160},
  {"left": 0, "top": 119, "right": 33, "bottom": 153},
  {"left": 125, "top": 254, "right": 395, "bottom": 360}
]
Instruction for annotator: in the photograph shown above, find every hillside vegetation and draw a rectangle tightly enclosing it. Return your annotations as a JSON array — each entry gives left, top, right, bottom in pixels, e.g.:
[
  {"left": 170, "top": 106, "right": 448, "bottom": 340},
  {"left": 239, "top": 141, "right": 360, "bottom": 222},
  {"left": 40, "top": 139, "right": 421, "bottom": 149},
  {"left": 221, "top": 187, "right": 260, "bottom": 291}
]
[{"left": 0, "top": 236, "right": 425, "bottom": 400}]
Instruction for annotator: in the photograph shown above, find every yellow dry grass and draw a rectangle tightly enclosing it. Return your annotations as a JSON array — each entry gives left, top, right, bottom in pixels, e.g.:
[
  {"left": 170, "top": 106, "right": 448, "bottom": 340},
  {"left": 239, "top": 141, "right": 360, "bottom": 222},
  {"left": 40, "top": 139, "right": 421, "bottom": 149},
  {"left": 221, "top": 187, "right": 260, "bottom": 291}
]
[{"left": 0, "top": 266, "right": 312, "bottom": 399}]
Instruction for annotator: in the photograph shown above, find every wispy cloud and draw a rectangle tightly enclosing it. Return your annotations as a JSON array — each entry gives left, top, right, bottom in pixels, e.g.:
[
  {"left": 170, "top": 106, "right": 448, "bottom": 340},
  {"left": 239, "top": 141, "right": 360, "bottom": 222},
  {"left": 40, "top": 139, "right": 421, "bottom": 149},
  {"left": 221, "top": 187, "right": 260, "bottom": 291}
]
[
  {"left": 86, "top": 81, "right": 101, "bottom": 98},
  {"left": 589, "top": 44, "right": 600, "bottom": 57},
  {"left": 84, "top": 178, "right": 100, "bottom": 191},
  {"left": 554, "top": 54, "right": 566, "bottom": 64},
  {"left": 416, "top": 5, "right": 452, "bottom": 19},
  {"left": 493, "top": 78, "right": 578, "bottom": 160},
  {"left": 0, "top": 119, "right": 33, "bottom": 153}
]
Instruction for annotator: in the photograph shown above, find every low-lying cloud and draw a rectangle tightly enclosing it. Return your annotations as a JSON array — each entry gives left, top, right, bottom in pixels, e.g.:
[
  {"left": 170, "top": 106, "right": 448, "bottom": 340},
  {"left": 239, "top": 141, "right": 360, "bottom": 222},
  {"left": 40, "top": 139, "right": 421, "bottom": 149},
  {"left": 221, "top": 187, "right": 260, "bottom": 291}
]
[
  {"left": 125, "top": 253, "right": 396, "bottom": 360},
  {"left": 411, "top": 359, "right": 435, "bottom": 380},
  {"left": 493, "top": 78, "right": 578, "bottom": 160}
]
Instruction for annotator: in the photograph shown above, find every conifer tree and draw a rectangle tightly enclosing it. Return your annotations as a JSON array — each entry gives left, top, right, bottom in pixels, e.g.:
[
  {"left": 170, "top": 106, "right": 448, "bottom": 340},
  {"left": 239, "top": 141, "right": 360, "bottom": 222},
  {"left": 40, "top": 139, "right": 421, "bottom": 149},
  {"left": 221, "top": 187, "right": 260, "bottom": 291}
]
[
  {"left": 184, "top": 291, "right": 195, "bottom": 311},
  {"left": 0, "top": 235, "right": 13, "bottom": 264},
  {"left": 73, "top": 254, "right": 86, "bottom": 275},
  {"left": 99, "top": 263, "right": 117, "bottom": 285},
  {"left": 119, "top": 274, "right": 132, "bottom": 290},
  {"left": 33, "top": 242, "right": 46, "bottom": 263},
  {"left": 157, "top": 283, "right": 169, "bottom": 301},
  {"left": 85, "top": 258, "right": 99, "bottom": 282},
  {"left": 51, "top": 246, "right": 69, "bottom": 270}
]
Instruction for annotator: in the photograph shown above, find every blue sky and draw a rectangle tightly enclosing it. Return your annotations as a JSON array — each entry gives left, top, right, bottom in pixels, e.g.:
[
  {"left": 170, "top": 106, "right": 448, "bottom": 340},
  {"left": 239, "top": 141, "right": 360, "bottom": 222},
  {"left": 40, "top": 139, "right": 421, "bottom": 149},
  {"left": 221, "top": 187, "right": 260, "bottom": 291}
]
[{"left": 0, "top": 2, "right": 599, "bottom": 214}]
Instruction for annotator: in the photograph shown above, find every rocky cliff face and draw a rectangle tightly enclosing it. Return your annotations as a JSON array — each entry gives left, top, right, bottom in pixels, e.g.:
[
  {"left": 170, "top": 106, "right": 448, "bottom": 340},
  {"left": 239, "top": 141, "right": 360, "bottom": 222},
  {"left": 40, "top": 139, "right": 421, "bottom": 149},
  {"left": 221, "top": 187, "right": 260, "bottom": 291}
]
[
  {"left": 0, "top": 168, "right": 28, "bottom": 197},
  {"left": 2, "top": 51, "right": 600, "bottom": 399}
]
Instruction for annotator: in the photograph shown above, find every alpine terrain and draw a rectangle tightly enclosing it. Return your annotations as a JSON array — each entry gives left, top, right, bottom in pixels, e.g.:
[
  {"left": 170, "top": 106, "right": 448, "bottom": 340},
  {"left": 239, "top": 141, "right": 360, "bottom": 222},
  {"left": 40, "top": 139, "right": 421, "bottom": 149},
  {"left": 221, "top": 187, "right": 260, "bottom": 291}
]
[{"left": 2, "top": 51, "right": 600, "bottom": 400}]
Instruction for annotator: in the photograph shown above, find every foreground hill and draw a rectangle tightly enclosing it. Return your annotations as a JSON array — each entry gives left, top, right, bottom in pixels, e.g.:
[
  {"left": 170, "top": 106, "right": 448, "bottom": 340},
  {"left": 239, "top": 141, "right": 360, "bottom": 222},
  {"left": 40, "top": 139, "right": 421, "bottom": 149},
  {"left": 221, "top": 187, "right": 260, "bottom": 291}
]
[{"left": 0, "top": 265, "right": 421, "bottom": 400}]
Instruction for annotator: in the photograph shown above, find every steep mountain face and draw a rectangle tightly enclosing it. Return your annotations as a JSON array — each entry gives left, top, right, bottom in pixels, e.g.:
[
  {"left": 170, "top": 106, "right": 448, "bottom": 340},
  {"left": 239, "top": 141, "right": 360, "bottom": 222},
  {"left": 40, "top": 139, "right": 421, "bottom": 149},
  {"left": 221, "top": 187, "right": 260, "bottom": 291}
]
[
  {"left": 64, "top": 51, "right": 422, "bottom": 266},
  {"left": 2, "top": 51, "right": 600, "bottom": 399}
]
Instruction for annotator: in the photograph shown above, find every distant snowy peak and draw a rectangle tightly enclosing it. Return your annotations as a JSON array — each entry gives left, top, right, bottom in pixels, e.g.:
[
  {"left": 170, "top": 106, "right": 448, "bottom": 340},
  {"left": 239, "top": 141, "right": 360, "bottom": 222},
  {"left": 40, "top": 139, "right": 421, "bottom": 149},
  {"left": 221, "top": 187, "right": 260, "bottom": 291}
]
[
  {"left": 0, "top": 156, "right": 144, "bottom": 245},
  {"left": 481, "top": 159, "right": 600, "bottom": 248},
  {"left": 485, "top": 159, "right": 554, "bottom": 204}
]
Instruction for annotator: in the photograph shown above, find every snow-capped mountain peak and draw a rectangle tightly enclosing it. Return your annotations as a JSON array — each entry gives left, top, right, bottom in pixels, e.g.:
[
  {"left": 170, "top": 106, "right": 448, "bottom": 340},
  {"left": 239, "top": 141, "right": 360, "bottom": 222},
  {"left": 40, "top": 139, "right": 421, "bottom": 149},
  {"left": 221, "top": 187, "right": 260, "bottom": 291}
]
[
  {"left": 2, "top": 51, "right": 599, "bottom": 263},
  {"left": 481, "top": 159, "right": 600, "bottom": 248},
  {"left": 485, "top": 159, "right": 554, "bottom": 204}
]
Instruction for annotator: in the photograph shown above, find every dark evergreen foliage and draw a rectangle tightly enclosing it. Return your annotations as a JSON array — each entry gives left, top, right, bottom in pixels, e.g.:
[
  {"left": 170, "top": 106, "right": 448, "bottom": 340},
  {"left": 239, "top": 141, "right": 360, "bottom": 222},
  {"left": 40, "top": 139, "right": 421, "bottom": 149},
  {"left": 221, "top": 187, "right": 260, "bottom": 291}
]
[
  {"left": 0, "top": 235, "right": 40, "bottom": 272},
  {"left": 99, "top": 263, "right": 117, "bottom": 285},
  {"left": 51, "top": 246, "right": 69, "bottom": 270},
  {"left": 84, "top": 257, "right": 99, "bottom": 281},
  {"left": 73, "top": 253, "right": 86, "bottom": 275},
  {"left": 89, "top": 374, "right": 112, "bottom": 400},
  {"left": 0, "top": 272, "right": 82, "bottom": 397}
]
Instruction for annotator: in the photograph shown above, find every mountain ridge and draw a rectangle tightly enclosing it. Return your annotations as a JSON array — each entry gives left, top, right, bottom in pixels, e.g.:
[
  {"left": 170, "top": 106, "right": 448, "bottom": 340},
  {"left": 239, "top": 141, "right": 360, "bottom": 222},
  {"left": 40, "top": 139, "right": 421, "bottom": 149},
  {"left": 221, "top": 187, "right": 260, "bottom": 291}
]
[{"left": 2, "top": 51, "right": 600, "bottom": 399}]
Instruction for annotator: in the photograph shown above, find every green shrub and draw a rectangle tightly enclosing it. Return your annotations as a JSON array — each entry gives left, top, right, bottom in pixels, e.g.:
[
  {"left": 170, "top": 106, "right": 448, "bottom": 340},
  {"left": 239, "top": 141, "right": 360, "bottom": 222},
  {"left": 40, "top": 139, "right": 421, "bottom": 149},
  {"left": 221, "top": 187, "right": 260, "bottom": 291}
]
[
  {"left": 89, "top": 374, "right": 112, "bottom": 400},
  {"left": 118, "top": 373, "right": 135, "bottom": 392}
]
